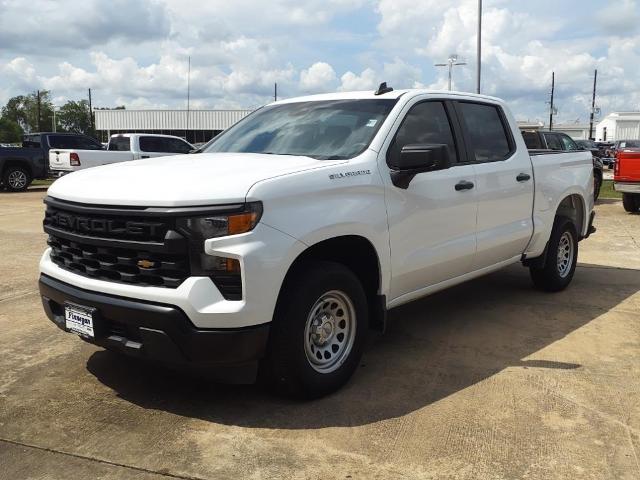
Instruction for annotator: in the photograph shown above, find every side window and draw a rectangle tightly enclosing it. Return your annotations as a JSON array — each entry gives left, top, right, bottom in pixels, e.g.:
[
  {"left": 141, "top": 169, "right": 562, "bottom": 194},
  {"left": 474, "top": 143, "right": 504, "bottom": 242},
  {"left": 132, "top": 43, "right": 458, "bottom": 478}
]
[
  {"left": 108, "top": 136, "right": 131, "bottom": 151},
  {"left": 521, "top": 131, "right": 542, "bottom": 149},
  {"left": 166, "top": 138, "right": 192, "bottom": 153},
  {"left": 560, "top": 134, "right": 578, "bottom": 151},
  {"left": 48, "top": 136, "right": 74, "bottom": 149},
  {"left": 23, "top": 135, "right": 41, "bottom": 148},
  {"left": 544, "top": 133, "right": 562, "bottom": 150},
  {"left": 139, "top": 136, "right": 167, "bottom": 152},
  {"left": 387, "top": 101, "right": 458, "bottom": 167},
  {"left": 458, "top": 102, "right": 512, "bottom": 161}
]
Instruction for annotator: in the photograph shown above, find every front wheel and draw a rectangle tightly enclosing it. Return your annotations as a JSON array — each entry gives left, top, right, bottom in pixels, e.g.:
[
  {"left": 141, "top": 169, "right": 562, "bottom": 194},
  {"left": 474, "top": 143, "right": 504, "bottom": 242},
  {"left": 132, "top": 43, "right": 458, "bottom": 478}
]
[
  {"left": 529, "top": 216, "right": 578, "bottom": 292},
  {"left": 2, "top": 166, "right": 31, "bottom": 192},
  {"left": 261, "top": 261, "right": 368, "bottom": 398}
]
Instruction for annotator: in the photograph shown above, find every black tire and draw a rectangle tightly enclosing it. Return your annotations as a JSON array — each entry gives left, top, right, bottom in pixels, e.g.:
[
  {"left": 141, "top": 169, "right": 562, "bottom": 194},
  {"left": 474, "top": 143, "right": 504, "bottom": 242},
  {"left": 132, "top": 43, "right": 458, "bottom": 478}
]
[
  {"left": 622, "top": 193, "right": 640, "bottom": 213},
  {"left": 260, "top": 261, "right": 368, "bottom": 398},
  {"left": 529, "top": 216, "right": 578, "bottom": 292},
  {"left": 593, "top": 172, "right": 602, "bottom": 201},
  {"left": 2, "top": 166, "right": 31, "bottom": 192}
]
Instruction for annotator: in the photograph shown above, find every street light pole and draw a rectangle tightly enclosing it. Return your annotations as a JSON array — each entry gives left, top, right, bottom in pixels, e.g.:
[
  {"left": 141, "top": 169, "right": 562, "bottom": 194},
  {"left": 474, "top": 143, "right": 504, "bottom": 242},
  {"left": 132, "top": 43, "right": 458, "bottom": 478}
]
[
  {"left": 589, "top": 69, "right": 598, "bottom": 140},
  {"left": 477, "top": 0, "right": 482, "bottom": 94},
  {"left": 435, "top": 55, "right": 467, "bottom": 91}
]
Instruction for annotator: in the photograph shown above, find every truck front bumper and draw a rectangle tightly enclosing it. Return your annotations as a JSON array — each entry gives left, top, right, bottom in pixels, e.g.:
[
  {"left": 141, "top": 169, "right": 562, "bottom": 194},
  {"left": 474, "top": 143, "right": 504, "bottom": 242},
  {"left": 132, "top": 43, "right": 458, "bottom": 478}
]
[
  {"left": 614, "top": 182, "right": 640, "bottom": 193},
  {"left": 39, "top": 274, "right": 270, "bottom": 382}
]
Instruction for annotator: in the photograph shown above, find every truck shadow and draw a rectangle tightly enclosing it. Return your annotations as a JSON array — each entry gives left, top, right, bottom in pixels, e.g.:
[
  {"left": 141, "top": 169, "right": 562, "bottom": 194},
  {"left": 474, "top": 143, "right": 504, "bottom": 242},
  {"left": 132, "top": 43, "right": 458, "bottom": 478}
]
[{"left": 86, "top": 262, "right": 639, "bottom": 429}]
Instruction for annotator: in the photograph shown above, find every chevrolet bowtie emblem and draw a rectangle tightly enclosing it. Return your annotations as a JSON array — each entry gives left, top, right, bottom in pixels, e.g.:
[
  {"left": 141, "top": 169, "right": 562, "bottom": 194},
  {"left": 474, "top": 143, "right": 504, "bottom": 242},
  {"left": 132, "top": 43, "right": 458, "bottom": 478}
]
[{"left": 137, "top": 259, "right": 156, "bottom": 269}]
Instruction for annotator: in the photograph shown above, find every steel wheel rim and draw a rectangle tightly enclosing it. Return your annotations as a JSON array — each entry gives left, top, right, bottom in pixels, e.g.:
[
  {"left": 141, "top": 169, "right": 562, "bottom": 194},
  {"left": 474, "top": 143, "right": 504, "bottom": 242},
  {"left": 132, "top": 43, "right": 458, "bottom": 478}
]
[
  {"left": 303, "top": 290, "right": 356, "bottom": 374},
  {"left": 557, "top": 231, "right": 574, "bottom": 278},
  {"left": 7, "top": 170, "right": 27, "bottom": 189}
]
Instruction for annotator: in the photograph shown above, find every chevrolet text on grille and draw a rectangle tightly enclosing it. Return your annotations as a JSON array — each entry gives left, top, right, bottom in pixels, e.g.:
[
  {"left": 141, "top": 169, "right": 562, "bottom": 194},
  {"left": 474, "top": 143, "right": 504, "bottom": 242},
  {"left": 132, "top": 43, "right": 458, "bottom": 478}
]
[{"left": 49, "top": 212, "right": 163, "bottom": 237}]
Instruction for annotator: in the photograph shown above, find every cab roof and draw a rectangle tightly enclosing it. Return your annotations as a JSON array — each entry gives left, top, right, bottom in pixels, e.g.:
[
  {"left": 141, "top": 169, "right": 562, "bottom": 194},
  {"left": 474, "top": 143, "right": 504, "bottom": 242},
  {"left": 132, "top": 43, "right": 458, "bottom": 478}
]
[{"left": 273, "top": 88, "right": 503, "bottom": 105}]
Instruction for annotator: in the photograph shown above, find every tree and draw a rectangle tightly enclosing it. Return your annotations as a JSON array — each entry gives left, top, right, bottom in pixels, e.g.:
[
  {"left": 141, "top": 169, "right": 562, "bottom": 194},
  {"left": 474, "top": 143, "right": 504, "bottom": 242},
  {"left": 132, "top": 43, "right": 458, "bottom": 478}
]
[
  {"left": 56, "top": 100, "right": 93, "bottom": 135},
  {"left": 1, "top": 91, "right": 54, "bottom": 132},
  {"left": 0, "top": 117, "right": 23, "bottom": 143}
]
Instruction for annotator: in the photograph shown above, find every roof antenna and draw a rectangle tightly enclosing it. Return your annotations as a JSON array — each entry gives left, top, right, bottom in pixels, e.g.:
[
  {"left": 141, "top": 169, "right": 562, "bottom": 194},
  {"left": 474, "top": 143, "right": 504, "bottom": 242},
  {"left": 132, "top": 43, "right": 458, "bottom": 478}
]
[{"left": 374, "top": 82, "right": 393, "bottom": 95}]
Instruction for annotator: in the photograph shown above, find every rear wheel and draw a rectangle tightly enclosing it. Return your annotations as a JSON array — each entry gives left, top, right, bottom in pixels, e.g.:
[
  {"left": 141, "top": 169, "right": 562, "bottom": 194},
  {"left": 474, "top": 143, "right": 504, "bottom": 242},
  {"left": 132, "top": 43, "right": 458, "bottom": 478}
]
[
  {"left": 622, "top": 193, "right": 640, "bottom": 213},
  {"left": 261, "top": 261, "right": 368, "bottom": 398},
  {"left": 529, "top": 216, "right": 578, "bottom": 292},
  {"left": 3, "top": 166, "right": 31, "bottom": 192}
]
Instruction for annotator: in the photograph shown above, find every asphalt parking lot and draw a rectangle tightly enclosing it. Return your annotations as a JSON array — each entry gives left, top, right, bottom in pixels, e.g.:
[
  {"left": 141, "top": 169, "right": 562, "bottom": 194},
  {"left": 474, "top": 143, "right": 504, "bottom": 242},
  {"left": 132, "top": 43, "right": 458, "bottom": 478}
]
[{"left": 1, "top": 190, "right": 639, "bottom": 479}]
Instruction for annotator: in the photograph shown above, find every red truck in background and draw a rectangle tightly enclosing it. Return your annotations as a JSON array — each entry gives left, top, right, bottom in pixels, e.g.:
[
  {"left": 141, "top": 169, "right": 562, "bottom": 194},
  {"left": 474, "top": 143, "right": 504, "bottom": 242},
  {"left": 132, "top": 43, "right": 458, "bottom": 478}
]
[{"left": 614, "top": 146, "right": 640, "bottom": 212}]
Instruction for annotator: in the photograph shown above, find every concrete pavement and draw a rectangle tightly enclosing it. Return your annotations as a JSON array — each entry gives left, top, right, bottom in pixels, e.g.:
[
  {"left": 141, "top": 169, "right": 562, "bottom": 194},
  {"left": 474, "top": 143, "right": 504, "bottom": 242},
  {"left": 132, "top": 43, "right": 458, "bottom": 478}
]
[{"left": 0, "top": 191, "right": 639, "bottom": 479}]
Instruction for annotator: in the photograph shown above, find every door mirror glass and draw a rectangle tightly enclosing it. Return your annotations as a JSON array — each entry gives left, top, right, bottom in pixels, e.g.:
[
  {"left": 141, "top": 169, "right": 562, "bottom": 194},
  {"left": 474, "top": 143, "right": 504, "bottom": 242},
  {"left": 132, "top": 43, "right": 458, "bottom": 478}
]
[{"left": 393, "top": 143, "right": 451, "bottom": 172}]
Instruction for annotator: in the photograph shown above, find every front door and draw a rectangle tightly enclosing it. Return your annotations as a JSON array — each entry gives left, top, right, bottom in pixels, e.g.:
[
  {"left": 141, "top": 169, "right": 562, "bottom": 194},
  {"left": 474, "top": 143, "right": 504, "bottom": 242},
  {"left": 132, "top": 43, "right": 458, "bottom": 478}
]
[{"left": 381, "top": 99, "right": 478, "bottom": 301}]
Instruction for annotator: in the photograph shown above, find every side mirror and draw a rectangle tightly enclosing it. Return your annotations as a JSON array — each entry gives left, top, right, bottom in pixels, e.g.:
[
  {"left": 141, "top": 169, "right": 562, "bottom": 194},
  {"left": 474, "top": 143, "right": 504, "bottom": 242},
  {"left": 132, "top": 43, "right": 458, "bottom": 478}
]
[{"left": 390, "top": 143, "right": 451, "bottom": 189}]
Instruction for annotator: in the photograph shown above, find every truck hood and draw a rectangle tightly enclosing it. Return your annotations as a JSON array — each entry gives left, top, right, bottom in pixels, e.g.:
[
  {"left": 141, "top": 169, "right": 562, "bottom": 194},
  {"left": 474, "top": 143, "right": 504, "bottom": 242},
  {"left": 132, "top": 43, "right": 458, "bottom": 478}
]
[{"left": 47, "top": 153, "right": 341, "bottom": 206}]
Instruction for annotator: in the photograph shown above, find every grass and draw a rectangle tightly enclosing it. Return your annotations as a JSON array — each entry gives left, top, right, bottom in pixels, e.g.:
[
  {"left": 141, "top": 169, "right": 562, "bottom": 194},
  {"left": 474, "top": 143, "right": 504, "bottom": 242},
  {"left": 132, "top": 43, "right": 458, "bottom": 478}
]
[
  {"left": 31, "top": 179, "right": 54, "bottom": 187},
  {"left": 599, "top": 179, "right": 622, "bottom": 200}
]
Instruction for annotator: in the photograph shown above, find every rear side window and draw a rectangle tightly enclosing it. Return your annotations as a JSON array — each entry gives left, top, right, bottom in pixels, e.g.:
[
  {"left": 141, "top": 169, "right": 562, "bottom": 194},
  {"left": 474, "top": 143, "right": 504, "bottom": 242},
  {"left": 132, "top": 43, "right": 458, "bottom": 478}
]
[
  {"left": 521, "top": 131, "right": 542, "bottom": 149},
  {"left": 387, "top": 101, "right": 458, "bottom": 166},
  {"left": 543, "top": 133, "right": 562, "bottom": 150},
  {"left": 23, "top": 135, "right": 41, "bottom": 148},
  {"left": 139, "top": 136, "right": 168, "bottom": 152},
  {"left": 559, "top": 134, "right": 578, "bottom": 151},
  {"left": 457, "top": 102, "right": 512, "bottom": 162},
  {"left": 108, "top": 136, "right": 131, "bottom": 151}
]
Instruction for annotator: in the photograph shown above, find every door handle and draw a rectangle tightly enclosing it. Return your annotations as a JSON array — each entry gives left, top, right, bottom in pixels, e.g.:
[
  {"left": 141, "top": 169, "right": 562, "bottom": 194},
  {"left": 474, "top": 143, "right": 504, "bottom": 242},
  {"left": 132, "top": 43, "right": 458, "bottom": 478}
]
[
  {"left": 516, "top": 173, "right": 531, "bottom": 182},
  {"left": 455, "top": 180, "right": 475, "bottom": 191},
  {"left": 141, "top": 155, "right": 150, "bottom": 159}
]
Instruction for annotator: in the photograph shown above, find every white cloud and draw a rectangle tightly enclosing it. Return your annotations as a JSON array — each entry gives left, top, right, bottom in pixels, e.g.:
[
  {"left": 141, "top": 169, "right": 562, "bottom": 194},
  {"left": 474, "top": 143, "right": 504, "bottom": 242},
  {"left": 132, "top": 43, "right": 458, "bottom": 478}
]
[
  {"left": 339, "top": 68, "right": 377, "bottom": 91},
  {"left": 299, "top": 62, "right": 338, "bottom": 92}
]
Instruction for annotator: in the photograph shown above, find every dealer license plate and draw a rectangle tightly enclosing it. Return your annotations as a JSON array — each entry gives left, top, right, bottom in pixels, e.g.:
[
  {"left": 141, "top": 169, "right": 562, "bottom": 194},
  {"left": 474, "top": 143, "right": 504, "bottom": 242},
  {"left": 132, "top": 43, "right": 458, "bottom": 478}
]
[{"left": 64, "top": 303, "right": 95, "bottom": 338}]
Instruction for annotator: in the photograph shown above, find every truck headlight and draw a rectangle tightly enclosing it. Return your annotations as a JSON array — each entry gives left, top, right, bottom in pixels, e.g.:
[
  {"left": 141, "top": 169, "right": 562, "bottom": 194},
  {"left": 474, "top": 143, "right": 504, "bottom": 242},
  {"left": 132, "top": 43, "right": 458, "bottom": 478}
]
[{"left": 176, "top": 202, "right": 262, "bottom": 240}]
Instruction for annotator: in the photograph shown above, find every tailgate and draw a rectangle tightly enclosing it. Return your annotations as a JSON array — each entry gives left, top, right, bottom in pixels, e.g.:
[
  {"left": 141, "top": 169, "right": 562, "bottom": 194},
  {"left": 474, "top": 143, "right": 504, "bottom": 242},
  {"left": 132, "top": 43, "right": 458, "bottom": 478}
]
[
  {"left": 615, "top": 150, "right": 640, "bottom": 182},
  {"left": 49, "top": 150, "right": 73, "bottom": 171}
]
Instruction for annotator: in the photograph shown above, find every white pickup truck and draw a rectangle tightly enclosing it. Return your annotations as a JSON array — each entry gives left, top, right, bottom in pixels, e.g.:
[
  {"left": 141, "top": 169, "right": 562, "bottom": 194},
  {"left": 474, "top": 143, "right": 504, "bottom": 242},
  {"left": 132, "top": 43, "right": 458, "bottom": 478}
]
[
  {"left": 49, "top": 133, "right": 194, "bottom": 176},
  {"left": 39, "top": 87, "right": 595, "bottom": 398}
]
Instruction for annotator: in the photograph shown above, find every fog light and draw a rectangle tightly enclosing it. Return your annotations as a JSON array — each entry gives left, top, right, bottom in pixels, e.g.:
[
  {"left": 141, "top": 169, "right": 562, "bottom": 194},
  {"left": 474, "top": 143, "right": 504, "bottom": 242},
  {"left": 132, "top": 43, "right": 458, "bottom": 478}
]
[{"left": 200, "top": 255, "right": 242, "bottom": 300}]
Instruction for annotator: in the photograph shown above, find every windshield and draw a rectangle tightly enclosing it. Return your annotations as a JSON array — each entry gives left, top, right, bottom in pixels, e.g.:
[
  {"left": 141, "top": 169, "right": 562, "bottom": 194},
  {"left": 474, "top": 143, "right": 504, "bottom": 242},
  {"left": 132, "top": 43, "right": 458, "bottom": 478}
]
[
  {"left": 620, "top": 140, "right": 640, "bottom": 148},
  {"left": 204, "top": 99, "right": 397, "bottom": 160}
]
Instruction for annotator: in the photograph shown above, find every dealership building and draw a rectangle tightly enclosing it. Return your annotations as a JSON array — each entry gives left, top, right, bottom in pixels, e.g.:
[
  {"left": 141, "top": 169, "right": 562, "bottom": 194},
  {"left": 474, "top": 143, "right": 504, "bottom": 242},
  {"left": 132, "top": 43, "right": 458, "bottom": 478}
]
[
  {"left": 595, "top": 112, "right": 640, "bottom": 142},
  {"left": 94, "top": 109, "right": 254, "bottom": 144}
]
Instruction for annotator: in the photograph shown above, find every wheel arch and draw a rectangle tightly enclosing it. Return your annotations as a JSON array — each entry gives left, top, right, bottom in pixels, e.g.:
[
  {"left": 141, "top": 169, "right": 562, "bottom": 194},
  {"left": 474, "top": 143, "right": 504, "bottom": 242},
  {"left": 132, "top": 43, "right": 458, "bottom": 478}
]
[
  {"left": 276, "top": 235, "right": 386, "bottom": 331},
  {"left": 556, "top": 193, "right": 586, "bottom": 238},
  {"left": 2, "top": 159, "right": 33, "bottom": 178}
]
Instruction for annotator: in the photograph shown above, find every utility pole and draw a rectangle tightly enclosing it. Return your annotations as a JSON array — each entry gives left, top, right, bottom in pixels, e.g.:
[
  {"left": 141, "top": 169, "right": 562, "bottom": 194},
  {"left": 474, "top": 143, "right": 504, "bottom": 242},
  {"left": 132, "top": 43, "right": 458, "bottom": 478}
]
[
  {"left": 476, "top": 0, "right": 482, "bottom": 94},
  {"left": 274, "top": 82, "right": 277, "bottom": 102},
  {"left": 549, "top": 72, "right": 555, "bottom": 131},
  {"left": 589, "top": 69, "right": 598, "bottom": 140},
  {"left": 88, "top": 88, "right": 93, "bottom": 134},
  {"left": 435, "top": 54, "right": 467, "bottom": 91},
  {"left": 186, "top": 56, "right": 191, "bottom": 142},
  {"left": 36, "top": 90, "right": 41, "bottom": 132}
]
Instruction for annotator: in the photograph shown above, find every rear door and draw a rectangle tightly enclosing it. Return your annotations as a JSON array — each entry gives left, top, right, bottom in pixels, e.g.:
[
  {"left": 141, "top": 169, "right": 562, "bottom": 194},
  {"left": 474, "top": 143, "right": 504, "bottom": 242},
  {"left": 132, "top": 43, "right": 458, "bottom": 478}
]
[
  {"left": 382, "top": 98, "right": 478, "bottom": 300},
  {"left": 454, "top": 101, "right": 534, "bottom": 270}
]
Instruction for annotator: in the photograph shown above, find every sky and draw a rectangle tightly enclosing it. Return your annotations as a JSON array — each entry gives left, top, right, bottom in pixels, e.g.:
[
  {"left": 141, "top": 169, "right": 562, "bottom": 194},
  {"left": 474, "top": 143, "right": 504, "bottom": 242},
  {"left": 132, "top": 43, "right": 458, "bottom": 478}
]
[{"left": 1, "top": 0, "right": 639, "bottom": 124}]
